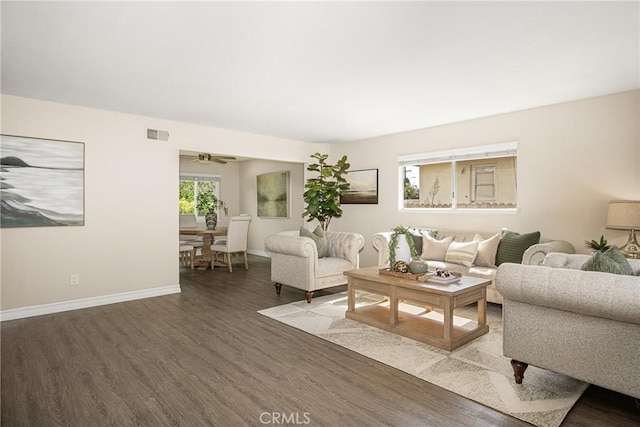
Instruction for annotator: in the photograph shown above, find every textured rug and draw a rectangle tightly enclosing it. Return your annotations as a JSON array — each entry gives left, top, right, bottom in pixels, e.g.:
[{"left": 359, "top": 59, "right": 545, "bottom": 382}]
[{"left": 258, "top": 292, "right": 588, "bottom": 427}]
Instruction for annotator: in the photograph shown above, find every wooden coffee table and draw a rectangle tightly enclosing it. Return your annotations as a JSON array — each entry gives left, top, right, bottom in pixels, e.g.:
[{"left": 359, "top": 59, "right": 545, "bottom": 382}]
[{"left": 344, "top": 267, "right": 491, "bottom": 351}]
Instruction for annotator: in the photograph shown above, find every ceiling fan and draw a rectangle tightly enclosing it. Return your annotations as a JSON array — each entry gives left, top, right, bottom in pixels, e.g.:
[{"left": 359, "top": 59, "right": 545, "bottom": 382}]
[{"left": 188, "top": 153, "right": 237, "bottom": 164}]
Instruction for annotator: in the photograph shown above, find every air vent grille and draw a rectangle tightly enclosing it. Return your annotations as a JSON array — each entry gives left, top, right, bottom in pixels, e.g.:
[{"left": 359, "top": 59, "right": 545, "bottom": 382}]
[{"left": 146, "top": 128, "right": 170, "bottom": 141}]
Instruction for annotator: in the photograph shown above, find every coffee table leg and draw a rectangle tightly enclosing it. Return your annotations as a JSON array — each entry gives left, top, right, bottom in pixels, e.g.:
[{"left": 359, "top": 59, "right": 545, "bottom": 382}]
[
  {"left": 478, "top": 290, "right": 487, "bottom": 326},
  {"left": 347, "top": 281, "right": 355, "bottom": 312},
  {"left": 390, "top": 287, "right": 398, "bottom": 325},
  {"left": 443, "top": 298, "right": 453, "bottom": 341}
]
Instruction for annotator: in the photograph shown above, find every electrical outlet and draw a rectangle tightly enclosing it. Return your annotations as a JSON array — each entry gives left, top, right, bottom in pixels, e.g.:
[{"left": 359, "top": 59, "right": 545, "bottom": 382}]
[{"left": 70, "top": 274, "right": 80, "bottom": 286}]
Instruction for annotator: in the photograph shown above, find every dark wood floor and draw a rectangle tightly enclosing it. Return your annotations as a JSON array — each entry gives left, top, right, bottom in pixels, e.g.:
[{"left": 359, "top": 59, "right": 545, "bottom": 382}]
[{"left": 2, "top": 255, "right": 639, "bottom": 426}]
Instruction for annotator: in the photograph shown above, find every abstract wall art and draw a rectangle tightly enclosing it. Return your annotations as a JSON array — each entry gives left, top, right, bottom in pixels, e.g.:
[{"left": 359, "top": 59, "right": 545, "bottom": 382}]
[
  {"left": 0, "top": 134, "right": 85, "bottom": 228},
  {"left": 257, "top": 170, "right": 289, "bottom": 218}
]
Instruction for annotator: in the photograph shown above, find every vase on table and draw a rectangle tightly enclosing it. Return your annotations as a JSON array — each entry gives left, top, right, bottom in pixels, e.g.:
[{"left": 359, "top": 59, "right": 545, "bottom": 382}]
[
  {"left": 409, "top": 257, "right": 428, "bottom": 275},
  {"left": 205, "top": 211, "right": 218, "bottom": 230}
]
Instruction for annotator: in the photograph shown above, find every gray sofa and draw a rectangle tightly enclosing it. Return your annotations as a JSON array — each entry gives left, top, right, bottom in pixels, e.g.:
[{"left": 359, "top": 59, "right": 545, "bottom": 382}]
[
  {"left": 495, "top": 253, "right": 640, "bottom": 399},
  {"left": 373, "top": 229, "right": 574, "bottom": 304}
]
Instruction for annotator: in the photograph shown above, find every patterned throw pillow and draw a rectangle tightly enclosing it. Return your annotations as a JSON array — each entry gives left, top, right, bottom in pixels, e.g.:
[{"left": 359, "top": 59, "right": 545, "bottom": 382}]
[
  {"left": 445, "top": 240, "right": 480, "bottom": 267},
  {"left": 473, "top": 233, "right": 501, "bottom": 268},
  {"left": 300, "top": 226, "right": 330, "bottom": 258},
  {"left": 580, "top": 246, "right": 634, "bottom": 275},
  {"left": 420, "top": 234, "right": 453, "bottom": 261},
  {"left": 495, "top": 229, "right": 541, "bottom": 266}
]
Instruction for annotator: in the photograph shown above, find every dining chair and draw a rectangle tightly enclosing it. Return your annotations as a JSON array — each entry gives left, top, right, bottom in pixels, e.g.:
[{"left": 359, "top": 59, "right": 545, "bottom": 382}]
[
  {"left": 210, "top": 215, "right": 252, "bottom": 272},
  {"left": 179, "top": 243, "right": 195, "bottom": 269}
]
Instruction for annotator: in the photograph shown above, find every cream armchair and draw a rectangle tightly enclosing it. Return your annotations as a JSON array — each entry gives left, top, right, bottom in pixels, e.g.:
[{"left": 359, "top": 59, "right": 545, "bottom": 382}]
[{"left": 264, "top": 230, "right": 365, "bottom": 302}]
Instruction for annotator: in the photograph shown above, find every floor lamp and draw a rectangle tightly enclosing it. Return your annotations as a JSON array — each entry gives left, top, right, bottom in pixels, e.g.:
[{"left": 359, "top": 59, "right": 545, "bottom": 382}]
[{"left": 606, "top": 200, "right": 640, "bottom": 259}]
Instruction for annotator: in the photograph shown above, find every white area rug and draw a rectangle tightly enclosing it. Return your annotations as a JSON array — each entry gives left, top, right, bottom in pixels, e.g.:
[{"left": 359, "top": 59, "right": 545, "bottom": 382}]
[{"left": 258, "top": 292, "right": 588, "bottom": 427}]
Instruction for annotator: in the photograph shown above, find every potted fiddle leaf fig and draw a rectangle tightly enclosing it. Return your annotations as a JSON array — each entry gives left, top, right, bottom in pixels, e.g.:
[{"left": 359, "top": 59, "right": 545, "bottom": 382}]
[{"left": 302, "top": 152, "right": 350, "bottom": 231}]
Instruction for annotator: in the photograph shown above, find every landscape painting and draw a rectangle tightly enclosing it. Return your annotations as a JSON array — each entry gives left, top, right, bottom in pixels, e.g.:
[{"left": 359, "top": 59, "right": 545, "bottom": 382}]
[
  {"left": 257, "top": 170, "right": 289, "bottom": 218},
  {"left": 340, "top": 169, "right": 378, "bottom": 204},
  {"left": 0, "top": 135, "right": 85, "bottom": 228}
]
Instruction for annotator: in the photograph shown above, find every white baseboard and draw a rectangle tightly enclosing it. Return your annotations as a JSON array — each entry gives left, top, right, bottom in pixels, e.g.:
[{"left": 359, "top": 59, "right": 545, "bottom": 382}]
[
  {"left": 248, "top": 249, "right": 270, "bottom": 258},
  {"left": 0, "top": 285, "right": 181, "bottom": 322}
]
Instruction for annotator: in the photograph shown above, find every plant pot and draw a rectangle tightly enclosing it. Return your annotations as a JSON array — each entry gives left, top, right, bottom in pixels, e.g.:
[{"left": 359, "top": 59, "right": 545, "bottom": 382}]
[
  {"left": 393, "top": 234, "right": 412, "bottom": 263},
  {"left": 205, "top": 211, "right": 218, "bottom": 230}
]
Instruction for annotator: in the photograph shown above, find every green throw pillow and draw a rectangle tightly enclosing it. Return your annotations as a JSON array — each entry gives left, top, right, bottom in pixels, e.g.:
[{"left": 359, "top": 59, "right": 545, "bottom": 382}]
[
  {"left": 300, "top": 226, "right": 330, "bottom": 258},
  {"left": 495, "top": 230, "right": 541, "bottom": 266},
  {"left": 580, "top": 246, "right": 634, "bottom": 275}
]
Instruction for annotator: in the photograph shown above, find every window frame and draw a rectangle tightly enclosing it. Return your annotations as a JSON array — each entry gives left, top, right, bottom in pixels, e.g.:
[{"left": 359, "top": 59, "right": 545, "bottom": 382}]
[
  {"left": 397, "top": 141, "right": 518, "bottom": 214},
  {"left": 179, "top": 172, "right": 223, "bottom": 217},
  {"left": 471, "top": 163, "right": 497, "bottom": 202}
]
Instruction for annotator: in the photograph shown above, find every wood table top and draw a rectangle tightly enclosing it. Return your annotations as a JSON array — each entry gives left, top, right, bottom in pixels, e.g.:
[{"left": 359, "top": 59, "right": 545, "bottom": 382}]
[
  {"left": 345, "top": 266, "right": 492, "bottom": 296},
  {"left": 179, "top": 227, "right": 227, "bottom": 236}
]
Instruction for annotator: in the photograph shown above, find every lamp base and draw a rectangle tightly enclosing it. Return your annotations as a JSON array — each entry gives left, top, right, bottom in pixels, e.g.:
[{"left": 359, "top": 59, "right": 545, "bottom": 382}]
[{"left": 620, "top": 229, "right": 640, "bottom": 259}]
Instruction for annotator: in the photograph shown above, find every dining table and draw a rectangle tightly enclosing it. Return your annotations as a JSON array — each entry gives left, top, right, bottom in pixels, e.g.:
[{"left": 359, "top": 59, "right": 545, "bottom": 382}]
[{"left": 179, "top": 227, "right": 227, "bottom": 270}]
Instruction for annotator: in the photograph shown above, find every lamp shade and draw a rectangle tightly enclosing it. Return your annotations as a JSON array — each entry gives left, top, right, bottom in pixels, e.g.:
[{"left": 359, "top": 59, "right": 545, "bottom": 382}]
[{"left": 606, "top": 200, "right": 640, "bottom": 230}]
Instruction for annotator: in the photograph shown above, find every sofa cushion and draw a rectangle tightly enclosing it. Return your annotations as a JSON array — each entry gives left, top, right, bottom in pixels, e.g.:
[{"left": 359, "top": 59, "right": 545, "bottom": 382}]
[
  {"left": 316, "top": 257, "right": 354, "bottom": 278},
  {"left": 468, "top": 265, "right": 496, "bottom": 279},
  {"left": 421, "top": 234, "right": 453, "bottom": 261},
  {"left": 496, "top": 229, "right": 541, "bottom": 266},
  {"left": 300, "top": 226, "right": 330, "bottom": 258},
  {"left": 580, "top": 246, "right": 634, "bottom": 276},
  {"left": 473, "top": 232, "right": 501, "bottom": 267},
  {"left": 445, "top": 240, "right": 479, "bottom": 267}
]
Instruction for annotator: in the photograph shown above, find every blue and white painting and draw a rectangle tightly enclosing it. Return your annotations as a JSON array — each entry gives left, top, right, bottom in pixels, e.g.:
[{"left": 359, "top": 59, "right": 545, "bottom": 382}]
[{"left": 0, "top": 135, "right": 84, "bottom": 227}]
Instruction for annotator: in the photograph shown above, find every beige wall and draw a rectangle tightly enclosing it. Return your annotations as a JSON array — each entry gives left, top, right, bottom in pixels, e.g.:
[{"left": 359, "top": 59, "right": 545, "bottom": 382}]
[
  {"left": 0, "top": 95, "right": 324, "bottom": 311},
  {"left": 332, "top": 90, "right": 640, "bottom": 267},
  {"left": 2, "top": 90, "right": 639, "bottom": 312},
  {"left": 238, "top": 160, "right": 306, "bottom": 255}
]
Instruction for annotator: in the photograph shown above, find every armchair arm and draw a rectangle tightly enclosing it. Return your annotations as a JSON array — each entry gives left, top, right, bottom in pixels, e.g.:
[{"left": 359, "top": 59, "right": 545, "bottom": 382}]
[
  {"left": 522, "top": 240, "right": 575, "bottom": 265},
  {"left": 326, "top": 231, "right": 365, "bottom": 267},
  {"left": 264, "top": 233, "right": 317, "bottom": 259}
]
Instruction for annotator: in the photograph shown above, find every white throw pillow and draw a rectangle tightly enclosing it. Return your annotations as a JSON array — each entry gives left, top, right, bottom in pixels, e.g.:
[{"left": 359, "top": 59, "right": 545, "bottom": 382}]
[
  {"left": 445, "top": 240, "right": 480, "bottom": 267},
  {"left": 420, "top": 234, "right": 453, "bottom": 261},
  {"left": 473, "top": 232, "right": 501, "bottom": 268}
]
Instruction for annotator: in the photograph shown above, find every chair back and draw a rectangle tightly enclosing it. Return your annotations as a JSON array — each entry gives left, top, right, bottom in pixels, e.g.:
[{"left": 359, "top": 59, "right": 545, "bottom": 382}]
[{"left": 226, "top": 215, "right": 252, "bottom": 252}]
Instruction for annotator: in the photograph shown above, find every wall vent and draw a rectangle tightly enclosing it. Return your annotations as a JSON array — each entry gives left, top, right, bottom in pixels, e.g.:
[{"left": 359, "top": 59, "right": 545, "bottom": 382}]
[{"left": 146, "top": 128, "right": 170, "bottom": 141}]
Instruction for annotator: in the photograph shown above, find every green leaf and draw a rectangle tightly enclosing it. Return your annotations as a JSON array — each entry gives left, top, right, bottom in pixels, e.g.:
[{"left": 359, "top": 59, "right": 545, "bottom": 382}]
[{"left": 301, "top": 152, "right": 350, "bottom": 230}]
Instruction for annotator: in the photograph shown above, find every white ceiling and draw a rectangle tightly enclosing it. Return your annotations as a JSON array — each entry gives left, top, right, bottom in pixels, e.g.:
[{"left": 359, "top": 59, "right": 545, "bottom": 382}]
[{"left": 2, "top": 2, "right": 639, "bottom": 144}]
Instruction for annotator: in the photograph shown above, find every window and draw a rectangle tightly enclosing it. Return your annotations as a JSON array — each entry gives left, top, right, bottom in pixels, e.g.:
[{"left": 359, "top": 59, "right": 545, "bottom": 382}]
[
  {"left": 472, "top": 165, "right": 496, "bottom": 202},
  {"left": 399, "top": 142, "right": 517, "bottom": 211},
  {"left": 179, "top": 174, "right": 222, "bottom": 216}
]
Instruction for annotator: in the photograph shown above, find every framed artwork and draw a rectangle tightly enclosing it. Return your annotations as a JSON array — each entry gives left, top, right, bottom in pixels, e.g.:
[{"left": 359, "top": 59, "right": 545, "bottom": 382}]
[
  {"left": 257, "top": 170, "right": 289, "bottom": 218},
  {"left": 0, "top": 134, "right": 85, "bottom": 228},
  {"left": 340, "top": 168, "right": 378, "bottom": 204}
]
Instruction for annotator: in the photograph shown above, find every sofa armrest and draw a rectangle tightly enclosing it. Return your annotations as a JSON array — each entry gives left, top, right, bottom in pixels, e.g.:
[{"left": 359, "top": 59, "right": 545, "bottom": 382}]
[
  {"left": 372, "top": 232, "right": 393, "bottom": 267},
  {"left": 326, "top": 231, "right": 365, "bottom": 267},
  {"left": 264, "top": 233, "right": 317, "bottom": 259},
  {"left": 496, "top": 263, "right": 640, "bottom": 324},
  {"left": 522, "top": 240, "right": 575, "bottom": 265}
]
